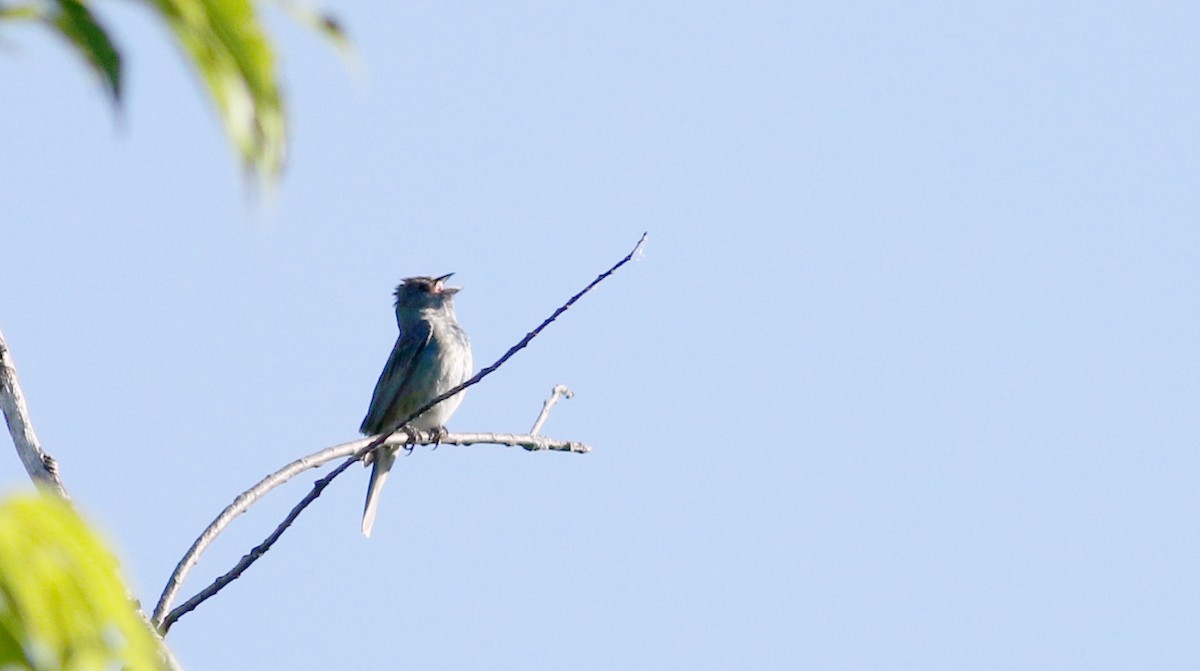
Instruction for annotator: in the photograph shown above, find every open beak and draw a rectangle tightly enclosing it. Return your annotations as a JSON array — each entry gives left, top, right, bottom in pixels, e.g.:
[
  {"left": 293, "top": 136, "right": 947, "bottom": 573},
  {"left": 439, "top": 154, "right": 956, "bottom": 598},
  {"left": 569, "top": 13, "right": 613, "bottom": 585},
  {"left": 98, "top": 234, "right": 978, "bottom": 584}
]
[{"left": 434, "top": 272, "right": 461, "bottom": 295}]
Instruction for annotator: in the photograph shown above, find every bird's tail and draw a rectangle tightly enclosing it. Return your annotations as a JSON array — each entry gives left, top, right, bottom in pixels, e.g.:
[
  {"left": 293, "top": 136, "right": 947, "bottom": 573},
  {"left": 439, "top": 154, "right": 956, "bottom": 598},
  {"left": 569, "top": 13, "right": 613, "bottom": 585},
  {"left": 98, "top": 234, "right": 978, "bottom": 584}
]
[{"left": 361, "top": 447, "right": 397, "bottom": 537}]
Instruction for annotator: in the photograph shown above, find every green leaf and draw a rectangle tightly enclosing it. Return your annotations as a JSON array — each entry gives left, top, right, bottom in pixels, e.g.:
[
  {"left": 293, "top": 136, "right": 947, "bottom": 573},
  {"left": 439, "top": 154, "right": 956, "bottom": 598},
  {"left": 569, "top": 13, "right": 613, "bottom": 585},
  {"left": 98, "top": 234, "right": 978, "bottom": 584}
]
[
  {"left": 46, "top": 0, "right": 123, "bottom": 103},
  {"left": 147, "top": 0, "right": 286, "bottom": 179},
  {"left": 0, "top": 494, "right": 166, "bottom": 671}
]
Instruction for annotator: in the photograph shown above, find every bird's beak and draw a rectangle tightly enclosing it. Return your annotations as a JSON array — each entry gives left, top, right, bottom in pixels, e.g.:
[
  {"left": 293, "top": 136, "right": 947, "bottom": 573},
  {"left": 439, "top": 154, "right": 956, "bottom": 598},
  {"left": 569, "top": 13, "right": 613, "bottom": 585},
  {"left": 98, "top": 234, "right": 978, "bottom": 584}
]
[{"left": 435, "top": 272, "right": 461, "bottom": 294}]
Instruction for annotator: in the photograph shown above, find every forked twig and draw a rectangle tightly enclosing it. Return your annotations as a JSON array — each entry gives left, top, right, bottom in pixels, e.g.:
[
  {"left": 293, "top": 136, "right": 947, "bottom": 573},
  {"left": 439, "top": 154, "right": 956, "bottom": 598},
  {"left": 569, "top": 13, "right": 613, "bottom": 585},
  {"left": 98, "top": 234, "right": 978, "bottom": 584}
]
[
  {"left": 150, "top": 430, "right": 586, "bottom": 628},
  {"left": 155, "top": 233, "right": 645, "bottom": 633}
]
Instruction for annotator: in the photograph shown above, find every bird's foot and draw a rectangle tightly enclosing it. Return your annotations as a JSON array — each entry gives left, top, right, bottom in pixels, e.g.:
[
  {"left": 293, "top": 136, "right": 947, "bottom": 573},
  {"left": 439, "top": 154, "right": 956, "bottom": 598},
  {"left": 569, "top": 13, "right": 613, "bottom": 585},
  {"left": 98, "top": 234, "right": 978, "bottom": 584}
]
[
  {"left": 400, "top": 423, "right": 419, "bottom": 455},
  {"left": 429, "top": 425, "right": 449, "bottom": 451}
]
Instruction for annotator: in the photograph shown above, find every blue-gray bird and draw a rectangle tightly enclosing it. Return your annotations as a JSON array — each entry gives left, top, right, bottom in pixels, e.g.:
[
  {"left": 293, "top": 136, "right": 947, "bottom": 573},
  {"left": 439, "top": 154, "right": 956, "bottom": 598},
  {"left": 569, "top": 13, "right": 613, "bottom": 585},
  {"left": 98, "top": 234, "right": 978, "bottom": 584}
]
[{"left": 359, "top": 274, "right": 473, "bottom": 537}]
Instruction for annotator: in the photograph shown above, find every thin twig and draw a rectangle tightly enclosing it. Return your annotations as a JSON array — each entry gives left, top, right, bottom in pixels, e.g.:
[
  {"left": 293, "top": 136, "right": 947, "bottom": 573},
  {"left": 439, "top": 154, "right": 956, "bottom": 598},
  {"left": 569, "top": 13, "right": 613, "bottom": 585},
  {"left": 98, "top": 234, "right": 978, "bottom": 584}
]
[
  {"left": 531, "top": 385, "right": 574, "bottom": 435},
  {"left": 156, "top": 233, "right": 645, "bottom": 633},
  {"left": 0, "top": 327, "right": 67, "bottom": 498}
]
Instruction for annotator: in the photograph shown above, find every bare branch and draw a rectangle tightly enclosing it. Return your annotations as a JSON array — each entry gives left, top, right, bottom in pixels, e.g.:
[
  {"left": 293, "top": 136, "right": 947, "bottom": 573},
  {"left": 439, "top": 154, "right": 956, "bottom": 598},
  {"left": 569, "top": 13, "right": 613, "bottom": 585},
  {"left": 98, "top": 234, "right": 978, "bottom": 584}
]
[
  {"left": 155, "top": 232, "right": 643, "bottom": 633},
  {"left": 151, "top": 429, "right": 586, "bottom": 628},
  {"left": 451, "top": 430, "right": 587, "bottom": 453},
  {"left": 159, "top": 448, "right": 360, "bottom": 633},
  {"left": 531, "top": 384, "right": 574, "bottom": 435},
  {"left": 0, "top": 327, "right": 68, "bottom": 498}
]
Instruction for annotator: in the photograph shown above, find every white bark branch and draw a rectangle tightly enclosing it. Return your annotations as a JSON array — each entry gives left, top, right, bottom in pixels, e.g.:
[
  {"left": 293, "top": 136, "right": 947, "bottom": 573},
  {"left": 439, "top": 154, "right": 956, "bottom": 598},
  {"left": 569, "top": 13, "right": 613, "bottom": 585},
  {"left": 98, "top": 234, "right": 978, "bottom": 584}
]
[{"left": 0, "top": 326, "right": 67, "bottom": 498}]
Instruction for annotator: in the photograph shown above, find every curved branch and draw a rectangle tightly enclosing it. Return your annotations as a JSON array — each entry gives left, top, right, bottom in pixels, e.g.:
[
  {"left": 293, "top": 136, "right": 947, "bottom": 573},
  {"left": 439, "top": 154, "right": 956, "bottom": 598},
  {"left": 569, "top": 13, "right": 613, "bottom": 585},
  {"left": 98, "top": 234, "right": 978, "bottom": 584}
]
[{"left": 150, "top": 429, "right": 587, "bottom": 628}]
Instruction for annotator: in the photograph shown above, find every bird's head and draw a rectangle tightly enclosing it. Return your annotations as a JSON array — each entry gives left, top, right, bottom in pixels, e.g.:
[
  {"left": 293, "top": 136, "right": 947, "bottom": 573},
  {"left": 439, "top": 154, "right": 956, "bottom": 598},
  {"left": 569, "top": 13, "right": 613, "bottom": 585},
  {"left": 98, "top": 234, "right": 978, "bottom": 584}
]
[{"left": 393, "top": 273, "right": 461, "bottom": 316}]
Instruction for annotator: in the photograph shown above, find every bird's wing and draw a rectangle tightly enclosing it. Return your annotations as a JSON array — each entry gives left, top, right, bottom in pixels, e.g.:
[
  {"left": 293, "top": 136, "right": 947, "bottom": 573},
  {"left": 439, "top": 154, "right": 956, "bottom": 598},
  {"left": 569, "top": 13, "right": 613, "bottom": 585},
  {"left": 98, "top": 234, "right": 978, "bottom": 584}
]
[{"left": 359, "top": 320, "right": 433, "bottom": 435}]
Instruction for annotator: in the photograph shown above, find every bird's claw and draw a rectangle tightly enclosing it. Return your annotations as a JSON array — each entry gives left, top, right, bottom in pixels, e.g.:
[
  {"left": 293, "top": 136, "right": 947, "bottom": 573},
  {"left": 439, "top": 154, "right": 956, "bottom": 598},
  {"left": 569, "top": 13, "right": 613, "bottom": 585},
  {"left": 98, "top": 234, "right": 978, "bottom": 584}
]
[
  {"left": 430, "top": 425, "right": 449, "bottom": 451},
  {"left": 400, "top": 423, "right": 418, "bottom": 456}
]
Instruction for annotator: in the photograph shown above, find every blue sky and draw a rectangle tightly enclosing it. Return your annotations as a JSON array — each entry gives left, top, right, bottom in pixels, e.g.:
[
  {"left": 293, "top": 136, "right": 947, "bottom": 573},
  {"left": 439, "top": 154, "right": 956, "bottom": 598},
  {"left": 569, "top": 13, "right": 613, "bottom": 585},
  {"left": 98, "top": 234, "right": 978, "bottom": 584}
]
[{"left": 3, "top": 2, "right": 1199, "bottom": 669}]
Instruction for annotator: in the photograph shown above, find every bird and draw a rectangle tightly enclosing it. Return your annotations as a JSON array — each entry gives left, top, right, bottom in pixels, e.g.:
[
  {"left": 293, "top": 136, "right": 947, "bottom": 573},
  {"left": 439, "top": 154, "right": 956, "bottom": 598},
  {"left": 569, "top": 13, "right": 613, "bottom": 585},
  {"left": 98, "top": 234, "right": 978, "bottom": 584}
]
[{"left": 358, "top": 273, "right": 473, "bottom": 537}]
